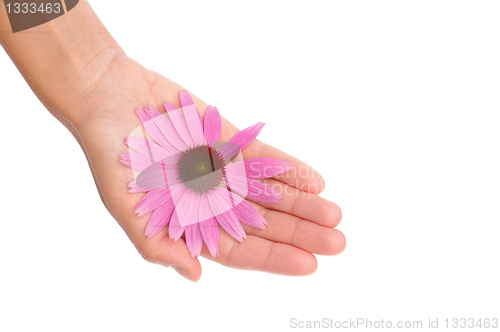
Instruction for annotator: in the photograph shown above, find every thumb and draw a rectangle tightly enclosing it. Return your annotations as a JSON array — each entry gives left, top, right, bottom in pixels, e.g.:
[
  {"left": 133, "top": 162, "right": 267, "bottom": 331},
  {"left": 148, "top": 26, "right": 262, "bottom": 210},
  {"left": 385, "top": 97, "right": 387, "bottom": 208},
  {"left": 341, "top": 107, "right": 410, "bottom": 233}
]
[{"left": 136, "top": 233, "right": 202, "bottom": 282}]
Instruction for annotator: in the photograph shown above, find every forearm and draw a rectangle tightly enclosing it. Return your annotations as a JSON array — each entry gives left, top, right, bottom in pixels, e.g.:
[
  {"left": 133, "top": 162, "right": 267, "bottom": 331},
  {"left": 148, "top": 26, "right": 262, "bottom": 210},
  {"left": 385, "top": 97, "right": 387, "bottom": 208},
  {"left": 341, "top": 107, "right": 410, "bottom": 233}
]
[{"left": 0, "top": 0, "right": 124, "bottom": 128}]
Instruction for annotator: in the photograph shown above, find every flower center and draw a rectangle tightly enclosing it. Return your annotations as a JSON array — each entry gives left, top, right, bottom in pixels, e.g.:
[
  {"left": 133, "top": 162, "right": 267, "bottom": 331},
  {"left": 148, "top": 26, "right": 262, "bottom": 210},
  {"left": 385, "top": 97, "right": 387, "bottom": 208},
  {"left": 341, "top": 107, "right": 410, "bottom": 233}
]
[{"left": 177, "top": 145, "right": 226, "bottom": 193}]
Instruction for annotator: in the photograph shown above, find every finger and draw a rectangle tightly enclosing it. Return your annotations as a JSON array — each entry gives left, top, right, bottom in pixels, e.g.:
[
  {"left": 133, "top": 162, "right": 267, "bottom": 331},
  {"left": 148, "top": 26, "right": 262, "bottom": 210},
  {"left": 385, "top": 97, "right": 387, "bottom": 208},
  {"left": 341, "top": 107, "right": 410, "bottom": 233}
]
[
  {"left": 134, "top": 227, "right": 203, "bottom": 282},
  {"left": 240, "top": 201, "right": 346, "bottom": 255},
  {"left": 247, "top": 178, "right": 342, "bottom": 228},
  {"left": 202, "top": 228, "right": 318, "bottom": 276}
]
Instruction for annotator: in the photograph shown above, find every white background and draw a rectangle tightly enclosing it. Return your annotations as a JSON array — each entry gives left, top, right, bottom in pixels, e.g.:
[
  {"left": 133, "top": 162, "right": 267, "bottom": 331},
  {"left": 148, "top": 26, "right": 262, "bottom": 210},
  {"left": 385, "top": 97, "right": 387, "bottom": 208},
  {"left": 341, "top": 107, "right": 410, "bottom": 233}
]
[{"left": 1, "top": 1, "right": 499, "bottom": 331}]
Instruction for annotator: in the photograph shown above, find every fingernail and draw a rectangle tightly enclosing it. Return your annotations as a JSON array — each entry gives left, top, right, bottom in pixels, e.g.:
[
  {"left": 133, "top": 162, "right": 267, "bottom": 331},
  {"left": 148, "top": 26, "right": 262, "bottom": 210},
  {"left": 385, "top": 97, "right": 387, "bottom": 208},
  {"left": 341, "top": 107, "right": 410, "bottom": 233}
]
[{"left": 172, "top": 266, "right": 195, "bottom": 282}]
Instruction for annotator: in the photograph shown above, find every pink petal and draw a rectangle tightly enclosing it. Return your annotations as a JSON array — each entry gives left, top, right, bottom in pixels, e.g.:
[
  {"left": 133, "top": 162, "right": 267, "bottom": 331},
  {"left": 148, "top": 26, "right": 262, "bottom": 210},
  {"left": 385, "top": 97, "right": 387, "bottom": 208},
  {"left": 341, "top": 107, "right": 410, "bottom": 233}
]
[
  {"left": 203, "top": 106, "right": 222, "bottom": 146},
  {"left": 241, "top": 158, "right": 293, "bottom": 179},
  {"left": 185, "top": 223, "right": 203, "bottom": 257},
  {"left": 180, "top": 90, "right": 205, "bottom": 146},
  {"left": 135, "top": 159, "right": 179, "bottom": 190},
  {"left": 214, "top": 210, "right": 246, "bottom": 243},
  {"left": 199, "top": 194, "right": 213, "bottom": 223},
  {"left": 124, "top": 137, "right": 169, "bottom": 162},
  {"left": 199, "top": 217, "right": 219, "bottom": 257},
  {"left": 163, "top": 102, "right": 195, "bottom": 147},
  {"left": 206, "top": 186, "right": 236, "bottom": 216},
  {"left": 216, "top": 189, "right": 266, "bottom": 229},
  {"left": 127, "top": 179, "right": 148, "bottom": 193},
  {"left": 176, "top": 188, "right": 201, "bottom": 227},
  {"left": 218, "top": 142, "right": 242, "bottom": 160},
  {"left": 233, "top": 199, "right": 267, "bottom": 229},
  {"left": 134, "top": 189, "right": 172, "bottom": 217},
  {"left": 223, "top": 173, "right": 282, "bottom": 204},
  {"left": 167, "top": 178, "right": 188, "bottom": 199},
  {"left": 144, "top": 201, "right": 174, "bottom": 238},
  {"left": 149, "top": 107, "right": 188, "bottom": 151},
  {"left": 169, "top": 181, "right": 200, "bottom": 227},
  {"left": 217, "top": 122, "right": 265, "bottom": 159},
  {"left": 168, "top": 211, "right": 185, "bottom": 241},
  {"left": 134, "top": 107, "right": 178, "bottom": 153},
  {"left": 135, "top": 107, "right": 151, "bottom": 123},
  {"left": 120, "top": 153, "right": 157, "bottom": 172},
  {"left": 144, "top": 104, "right": 162, "bottom": 119},
  {"left": 228, "top": 122, "right": 265, "bottom": 150},
  {"left": 246, "top": 179, "right": 283, "bottom": 204},
  {"left": 162, "top": 102, "right": 177, "bottom": 112},
  {"left": 223, "top": 161, "right": 247, "bottom": 177},
  {"left": 221, "top": 174, "right": 249, "bottom": 196},
  {"left": 207, "top": 189, "right": 247, "bottom": 242}
]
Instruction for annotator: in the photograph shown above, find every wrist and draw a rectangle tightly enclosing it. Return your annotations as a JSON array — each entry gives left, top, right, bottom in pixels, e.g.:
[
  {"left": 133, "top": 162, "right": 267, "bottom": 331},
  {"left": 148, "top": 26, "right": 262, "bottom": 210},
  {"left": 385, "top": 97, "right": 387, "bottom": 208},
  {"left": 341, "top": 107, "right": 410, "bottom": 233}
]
[
  {"left": 0, "top": 0, "right": 125, "bottom": 130},
  {"left": 47, "top": 46, "right": 125, "bottom": 130}
]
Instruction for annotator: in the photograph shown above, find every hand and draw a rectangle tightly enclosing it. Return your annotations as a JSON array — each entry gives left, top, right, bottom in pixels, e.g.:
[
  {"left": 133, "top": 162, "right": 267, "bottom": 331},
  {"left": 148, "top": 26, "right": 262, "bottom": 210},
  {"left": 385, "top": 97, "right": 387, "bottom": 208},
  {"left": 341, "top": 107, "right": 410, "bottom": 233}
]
[{"left": 71, "top": 55, "right": 345, "bottom": 281}]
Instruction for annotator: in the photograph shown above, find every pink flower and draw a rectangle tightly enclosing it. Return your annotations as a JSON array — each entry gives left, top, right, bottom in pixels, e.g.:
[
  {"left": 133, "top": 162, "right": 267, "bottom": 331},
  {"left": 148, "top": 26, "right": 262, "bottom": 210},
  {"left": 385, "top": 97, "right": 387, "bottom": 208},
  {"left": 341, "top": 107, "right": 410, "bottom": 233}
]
[{"left": 120, "top": 90, "right": 292, "bottom": 257}]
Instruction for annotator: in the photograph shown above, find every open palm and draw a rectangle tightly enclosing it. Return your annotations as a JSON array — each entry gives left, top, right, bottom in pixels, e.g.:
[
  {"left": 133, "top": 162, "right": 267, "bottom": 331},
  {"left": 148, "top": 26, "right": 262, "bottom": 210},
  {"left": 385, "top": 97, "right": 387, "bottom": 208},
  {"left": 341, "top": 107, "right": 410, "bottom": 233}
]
[{"left": 74, "top": 55, "right": 345, "bottom": 281}]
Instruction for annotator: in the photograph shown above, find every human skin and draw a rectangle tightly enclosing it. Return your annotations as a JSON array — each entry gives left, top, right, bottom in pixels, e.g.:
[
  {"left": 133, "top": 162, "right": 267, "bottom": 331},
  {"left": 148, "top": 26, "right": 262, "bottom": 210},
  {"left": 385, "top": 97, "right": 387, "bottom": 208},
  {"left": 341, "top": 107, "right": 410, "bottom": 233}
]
[{"left": 0, "top": 0, "right": 345, "bottom": 281}]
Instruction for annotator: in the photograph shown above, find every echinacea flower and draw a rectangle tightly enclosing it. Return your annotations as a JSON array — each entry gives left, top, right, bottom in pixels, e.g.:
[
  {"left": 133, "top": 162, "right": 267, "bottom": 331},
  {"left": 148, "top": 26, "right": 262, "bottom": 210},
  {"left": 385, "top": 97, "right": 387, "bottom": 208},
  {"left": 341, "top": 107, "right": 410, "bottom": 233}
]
[{"left": 120, "top": 90, "right": 292, "bottom": 257}]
